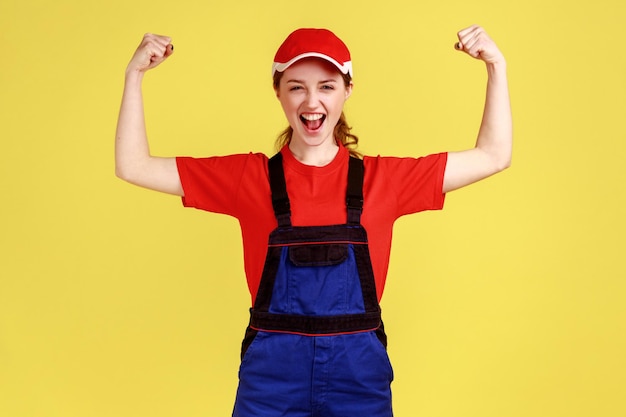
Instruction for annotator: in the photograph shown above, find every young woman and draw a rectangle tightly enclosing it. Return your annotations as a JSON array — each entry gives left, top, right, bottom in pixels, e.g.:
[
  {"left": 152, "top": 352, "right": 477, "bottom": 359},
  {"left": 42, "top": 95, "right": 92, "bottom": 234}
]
[{"left": 116, "top": 26, "right": 511, "bottom": 417}]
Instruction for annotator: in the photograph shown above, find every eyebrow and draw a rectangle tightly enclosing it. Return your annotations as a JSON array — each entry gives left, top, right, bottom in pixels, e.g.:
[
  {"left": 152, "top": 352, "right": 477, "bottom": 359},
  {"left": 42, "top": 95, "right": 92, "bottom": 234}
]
[{"left": 286, "top": 79, "right": 339, "bottom": 84}]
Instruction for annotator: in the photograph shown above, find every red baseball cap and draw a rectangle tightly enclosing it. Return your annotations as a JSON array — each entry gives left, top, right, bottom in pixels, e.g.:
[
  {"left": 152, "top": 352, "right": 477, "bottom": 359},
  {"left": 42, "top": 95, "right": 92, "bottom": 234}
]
[{"left": 272, "top": 28, "right": 352, "bottom": 77}]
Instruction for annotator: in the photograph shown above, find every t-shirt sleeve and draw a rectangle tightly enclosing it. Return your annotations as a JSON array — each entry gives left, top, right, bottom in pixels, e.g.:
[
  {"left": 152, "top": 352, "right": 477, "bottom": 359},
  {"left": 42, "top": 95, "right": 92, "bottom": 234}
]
[
  {"left": 368, "top": 152, "right": 448, "bottom": 217},
  {"left": 175, "top": 153, "right": 264, "bottom": 216}
]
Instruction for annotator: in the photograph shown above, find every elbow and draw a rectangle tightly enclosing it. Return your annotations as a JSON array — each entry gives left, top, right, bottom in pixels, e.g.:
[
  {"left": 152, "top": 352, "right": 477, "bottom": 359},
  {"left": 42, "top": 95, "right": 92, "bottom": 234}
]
[
  {"left": 115, "top": 162, "right": 127, "bottom": 181},
  {"left": 115, "top": 154, "right": 146, "bottom": 184},
  {"left": 487, "top": 145, "right": 512, "bottom": 173},
  {"left": 496, "top": 155, "right": 512, "bottom": 172},
  {"left": 115, "top": 168, "right": 126, "bottom": 182},
  {"left": 479, "top": 149, "right": 512, "bottom": 176},
  {"left": 115, "top": 148, "right": 130, "bottom": 182},
  {"left": 115, "top": 163, "right": 136, "bottom": 184}
]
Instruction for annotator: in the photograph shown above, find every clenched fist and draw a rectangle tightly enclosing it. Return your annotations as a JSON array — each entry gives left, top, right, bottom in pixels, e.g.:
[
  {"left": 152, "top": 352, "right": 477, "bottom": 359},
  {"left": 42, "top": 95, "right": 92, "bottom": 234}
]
[
  {"left": 454, "top": 25, "right": 505, "bottom": 65},
  {"left": 126, "top": 33, "right": 174, "bottom": 74}
]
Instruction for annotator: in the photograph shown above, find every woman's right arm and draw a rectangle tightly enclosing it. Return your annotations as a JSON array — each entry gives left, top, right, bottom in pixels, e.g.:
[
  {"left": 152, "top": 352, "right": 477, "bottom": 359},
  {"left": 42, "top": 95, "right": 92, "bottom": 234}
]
[{"left": 115, "top": 33, "right": 183, "bottom": 196}]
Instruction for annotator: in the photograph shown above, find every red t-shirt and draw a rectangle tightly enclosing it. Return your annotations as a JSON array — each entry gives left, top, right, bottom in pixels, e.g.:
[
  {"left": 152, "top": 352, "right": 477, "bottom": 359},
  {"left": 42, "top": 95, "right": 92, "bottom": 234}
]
[{"left": 176, "top": 145, "right": 447, "bottom": 304}]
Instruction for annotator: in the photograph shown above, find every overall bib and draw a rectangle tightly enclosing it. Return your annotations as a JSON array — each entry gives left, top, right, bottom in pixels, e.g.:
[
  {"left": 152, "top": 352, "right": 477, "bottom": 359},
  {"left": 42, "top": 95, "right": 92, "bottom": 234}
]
[{"left": 233, "top": 153, "right": 394, "bottom": 417}]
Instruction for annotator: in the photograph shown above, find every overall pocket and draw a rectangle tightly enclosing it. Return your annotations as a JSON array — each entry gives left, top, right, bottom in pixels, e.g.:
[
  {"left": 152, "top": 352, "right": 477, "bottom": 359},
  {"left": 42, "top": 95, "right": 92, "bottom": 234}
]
[{"left": 288, "top": 244, "right": 348, "bottom": 266}]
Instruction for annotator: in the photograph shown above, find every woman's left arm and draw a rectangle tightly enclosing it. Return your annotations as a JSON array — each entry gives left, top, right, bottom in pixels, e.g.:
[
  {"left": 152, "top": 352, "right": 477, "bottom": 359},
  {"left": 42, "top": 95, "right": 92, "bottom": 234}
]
[{"left": 443, "top": 25, "right": 512, "bottom": 193}]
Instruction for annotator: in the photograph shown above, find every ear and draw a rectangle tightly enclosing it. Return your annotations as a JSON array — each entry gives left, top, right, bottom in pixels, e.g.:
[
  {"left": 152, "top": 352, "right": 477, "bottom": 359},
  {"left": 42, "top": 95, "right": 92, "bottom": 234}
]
[
  {"left": 345, "top": 82, "right": 353, "bottom": 100},
  {"left": 274, "top": 85, "right": 280, "bottom": 98}
]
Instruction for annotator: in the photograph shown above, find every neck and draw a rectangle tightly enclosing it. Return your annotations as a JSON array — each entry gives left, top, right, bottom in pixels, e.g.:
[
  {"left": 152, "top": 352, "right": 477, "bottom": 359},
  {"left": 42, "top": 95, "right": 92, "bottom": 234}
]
[{"left": 288, "top": 140, "right": 340, "bottom": 167}]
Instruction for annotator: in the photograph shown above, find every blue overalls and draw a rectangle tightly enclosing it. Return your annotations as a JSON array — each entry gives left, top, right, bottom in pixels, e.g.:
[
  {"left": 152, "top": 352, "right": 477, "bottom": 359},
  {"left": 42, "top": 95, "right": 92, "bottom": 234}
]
[{"left": 232, "top": 153, "right": 394, "bottom": 417}]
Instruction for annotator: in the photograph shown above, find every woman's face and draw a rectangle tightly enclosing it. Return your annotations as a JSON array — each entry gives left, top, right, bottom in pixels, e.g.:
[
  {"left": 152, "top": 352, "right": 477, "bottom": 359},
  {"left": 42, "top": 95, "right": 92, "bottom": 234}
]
[{"left": 275, "top": 58, "right": 352, "bottom": 153}]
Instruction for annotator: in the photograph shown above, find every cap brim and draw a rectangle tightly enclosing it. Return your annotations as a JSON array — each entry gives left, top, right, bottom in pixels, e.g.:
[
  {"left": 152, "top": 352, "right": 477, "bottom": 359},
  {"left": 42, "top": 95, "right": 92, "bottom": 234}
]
[{"left": 272, "top": 52, "right": 352, "bottom": 77}]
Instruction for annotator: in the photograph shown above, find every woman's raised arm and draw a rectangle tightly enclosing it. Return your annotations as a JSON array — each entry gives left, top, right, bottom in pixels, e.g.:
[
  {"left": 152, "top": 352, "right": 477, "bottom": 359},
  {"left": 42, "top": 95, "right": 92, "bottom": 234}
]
[
  {"left": 115, "top": 33, "right": 183, "bottom": 196},
  {"left": 442, "top": 25, "right": 513, "bottom": 193}
]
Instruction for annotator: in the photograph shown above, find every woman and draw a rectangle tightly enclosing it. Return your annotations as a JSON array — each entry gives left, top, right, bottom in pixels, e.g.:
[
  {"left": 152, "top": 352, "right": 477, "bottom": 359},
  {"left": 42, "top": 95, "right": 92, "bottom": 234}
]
[{"left": 116, "top": 26, "right": 511, "bottom": 416}]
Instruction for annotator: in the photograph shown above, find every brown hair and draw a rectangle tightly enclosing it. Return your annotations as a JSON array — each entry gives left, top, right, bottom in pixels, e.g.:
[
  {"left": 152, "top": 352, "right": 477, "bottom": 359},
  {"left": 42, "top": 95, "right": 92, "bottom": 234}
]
[{"left": 272, "top": 70, "right": 361, "bottom": 158}]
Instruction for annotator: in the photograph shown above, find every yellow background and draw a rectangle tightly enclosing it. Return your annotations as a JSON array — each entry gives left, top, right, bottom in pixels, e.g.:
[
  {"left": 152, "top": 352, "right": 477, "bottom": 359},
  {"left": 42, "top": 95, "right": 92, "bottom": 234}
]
[{"left": 1, "top": 0, "right": 625, "bottom": 416}]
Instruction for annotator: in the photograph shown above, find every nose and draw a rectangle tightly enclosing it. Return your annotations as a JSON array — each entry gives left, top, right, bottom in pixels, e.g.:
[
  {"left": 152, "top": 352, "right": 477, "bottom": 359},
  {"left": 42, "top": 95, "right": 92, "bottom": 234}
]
[{"left": 304, "top": 90, "right": 320, "bottom": 108}]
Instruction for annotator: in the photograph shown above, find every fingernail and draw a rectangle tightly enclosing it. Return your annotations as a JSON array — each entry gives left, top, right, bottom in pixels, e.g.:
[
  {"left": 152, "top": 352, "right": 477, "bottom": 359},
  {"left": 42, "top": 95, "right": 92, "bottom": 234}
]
[{"left": 454, "top": 42, "right": 462, "bottom": 50}]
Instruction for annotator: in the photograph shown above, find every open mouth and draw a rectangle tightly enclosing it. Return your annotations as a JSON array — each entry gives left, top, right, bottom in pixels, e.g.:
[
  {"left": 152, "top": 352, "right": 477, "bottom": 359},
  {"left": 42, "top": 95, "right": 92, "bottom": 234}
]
[{"left": 300, "top": 113, "right": 326, "bottom": 131}]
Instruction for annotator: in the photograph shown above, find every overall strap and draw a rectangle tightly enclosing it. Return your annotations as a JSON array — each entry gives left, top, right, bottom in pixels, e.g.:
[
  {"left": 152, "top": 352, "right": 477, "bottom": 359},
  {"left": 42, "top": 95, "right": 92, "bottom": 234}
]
[
  {"left": 268, "top": 153, "right": 291, "bottom": 227},
  {"left": 346, "top": 156, "right": 364, "bottom": 224},
  {"left": 268, "top": 152, "right": 365, "bottom": 226}
]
